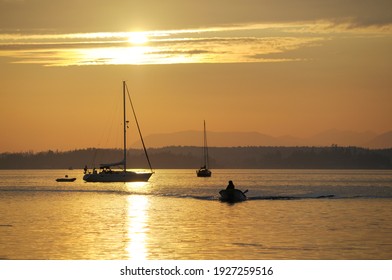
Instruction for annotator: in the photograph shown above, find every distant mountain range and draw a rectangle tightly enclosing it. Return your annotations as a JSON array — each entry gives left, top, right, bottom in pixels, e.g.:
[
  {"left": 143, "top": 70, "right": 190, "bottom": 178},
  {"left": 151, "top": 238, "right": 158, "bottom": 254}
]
[{"left": 131, "top": 129, "right": 392, "bottom": 149}]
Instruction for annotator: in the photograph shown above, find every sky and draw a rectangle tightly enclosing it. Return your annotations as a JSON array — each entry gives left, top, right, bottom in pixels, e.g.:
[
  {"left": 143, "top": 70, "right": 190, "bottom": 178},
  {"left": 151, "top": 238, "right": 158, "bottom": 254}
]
[{"left": 0, "top": 0, "right": 391, "bottom": 152}]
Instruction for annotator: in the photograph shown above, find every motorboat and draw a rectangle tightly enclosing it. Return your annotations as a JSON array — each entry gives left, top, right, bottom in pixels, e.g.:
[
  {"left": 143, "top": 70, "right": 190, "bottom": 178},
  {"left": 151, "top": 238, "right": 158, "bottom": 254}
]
[{"left": 219, "top": 189, "right": 248, "bottom": 202}]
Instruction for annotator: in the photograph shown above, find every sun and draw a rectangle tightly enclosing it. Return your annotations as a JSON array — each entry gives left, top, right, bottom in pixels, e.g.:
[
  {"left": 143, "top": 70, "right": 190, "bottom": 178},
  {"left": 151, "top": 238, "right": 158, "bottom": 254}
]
[{"left": 128, "top": 32, "right": 149, "bottom": 45}]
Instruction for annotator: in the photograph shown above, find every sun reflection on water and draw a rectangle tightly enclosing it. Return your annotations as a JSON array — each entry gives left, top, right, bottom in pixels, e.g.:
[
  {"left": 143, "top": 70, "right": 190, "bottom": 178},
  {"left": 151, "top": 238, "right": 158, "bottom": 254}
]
[
  {"left": 125, "top": 181, "right": 150, "bottom": 190},
  {"left": 126, "top": 194, "right": 149, "bottom": 260}
]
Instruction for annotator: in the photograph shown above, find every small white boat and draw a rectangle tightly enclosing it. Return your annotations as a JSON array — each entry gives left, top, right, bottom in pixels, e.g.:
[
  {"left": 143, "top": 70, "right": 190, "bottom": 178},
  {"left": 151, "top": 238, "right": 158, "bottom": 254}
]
[
  {"left": 219, "top": 189, "right": 248, "bottom": 202},
  {"left": 56, "top": 175, "right": 76, "bottom": 182}
]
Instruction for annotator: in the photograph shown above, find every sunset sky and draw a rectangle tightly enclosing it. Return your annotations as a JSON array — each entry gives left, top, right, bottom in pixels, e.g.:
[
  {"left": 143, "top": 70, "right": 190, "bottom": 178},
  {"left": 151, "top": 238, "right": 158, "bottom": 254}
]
[{"left": 1, "top": 0, "right": 391, "bottom": 152}]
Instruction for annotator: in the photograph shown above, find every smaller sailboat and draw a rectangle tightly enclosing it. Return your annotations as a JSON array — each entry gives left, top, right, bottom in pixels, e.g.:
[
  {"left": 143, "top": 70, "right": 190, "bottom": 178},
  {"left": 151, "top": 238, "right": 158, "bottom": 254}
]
[{"left": 196, "top": 120, "right": 212, "bottom": 177}]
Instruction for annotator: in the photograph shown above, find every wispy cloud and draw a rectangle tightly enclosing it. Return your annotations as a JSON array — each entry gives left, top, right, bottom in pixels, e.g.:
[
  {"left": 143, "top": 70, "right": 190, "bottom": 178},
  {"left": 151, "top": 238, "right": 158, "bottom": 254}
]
[
  {"left": 0, "top": 21, "right": 390, "bottom": 66},
  {"left": 2, "top": 0, "right": 392, "bottom": 33}
]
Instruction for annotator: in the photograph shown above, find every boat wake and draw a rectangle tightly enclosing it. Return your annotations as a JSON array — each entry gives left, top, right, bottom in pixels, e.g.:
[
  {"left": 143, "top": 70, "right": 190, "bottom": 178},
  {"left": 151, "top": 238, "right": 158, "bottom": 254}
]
[
  {"left": 176, "top": 193, "right": 392, "bottom": 201},
  {"left": 247, "top": 194, "right": 335, "bottom": 200},
  {"left": 1, "top": 187, "right": 391, "bottom": 201}
]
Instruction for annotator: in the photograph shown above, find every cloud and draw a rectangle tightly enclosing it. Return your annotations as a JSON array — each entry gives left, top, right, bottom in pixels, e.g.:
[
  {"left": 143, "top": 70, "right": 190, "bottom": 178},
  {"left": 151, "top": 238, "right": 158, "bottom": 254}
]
[
  {"left": 0, "top": 0, "right": 391, "bottom": 33},
  {"left": 0, "top": 19, "right": 390, "bottom": 66},
  {"left": 0, "top": 24, "right": 328, "bottom": 66}
]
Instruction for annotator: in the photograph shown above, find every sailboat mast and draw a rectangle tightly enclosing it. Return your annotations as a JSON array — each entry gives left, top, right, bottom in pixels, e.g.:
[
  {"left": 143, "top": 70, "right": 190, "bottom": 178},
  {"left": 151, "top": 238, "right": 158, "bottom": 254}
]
[
  {"left": 204, "top": 120, "right": 209, "bottom": 169},
  {"left": 123, "top": 81, "right": 127, "bottom": 172}
]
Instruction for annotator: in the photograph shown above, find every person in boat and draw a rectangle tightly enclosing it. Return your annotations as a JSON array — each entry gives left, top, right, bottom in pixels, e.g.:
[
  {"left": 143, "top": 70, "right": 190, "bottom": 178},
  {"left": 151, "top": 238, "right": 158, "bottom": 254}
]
[{"left": 226, "top": 180, "right": 235, "bottom": 190}]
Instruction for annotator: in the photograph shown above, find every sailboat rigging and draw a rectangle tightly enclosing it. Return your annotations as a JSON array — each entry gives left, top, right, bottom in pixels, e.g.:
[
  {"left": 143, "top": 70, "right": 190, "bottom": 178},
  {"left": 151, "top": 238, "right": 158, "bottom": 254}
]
[
  {"left": 83, "top": 81, "right": 153, "bottom": 182},
  {"left": 196, "top": 120, "right": 212, "bottom": 177}
]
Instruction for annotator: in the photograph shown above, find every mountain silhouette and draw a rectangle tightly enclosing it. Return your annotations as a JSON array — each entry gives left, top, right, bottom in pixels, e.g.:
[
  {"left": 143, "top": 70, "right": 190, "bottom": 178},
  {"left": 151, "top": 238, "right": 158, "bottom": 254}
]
[
  {"left": 304, "top": 129, "right": 377, "bottom": 147},
  {"left": 131, "top": 129, "right": 391, "bottom": 148},
  {"left": 366, "top": 131, "right": 392, "bottom": 148}
]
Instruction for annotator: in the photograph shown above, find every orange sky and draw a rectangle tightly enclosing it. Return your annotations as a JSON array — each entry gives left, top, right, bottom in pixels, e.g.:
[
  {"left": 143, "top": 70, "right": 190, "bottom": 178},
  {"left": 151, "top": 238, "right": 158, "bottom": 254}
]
[{"left": 0, "top": 0, "right": 391, "bottom": 152}]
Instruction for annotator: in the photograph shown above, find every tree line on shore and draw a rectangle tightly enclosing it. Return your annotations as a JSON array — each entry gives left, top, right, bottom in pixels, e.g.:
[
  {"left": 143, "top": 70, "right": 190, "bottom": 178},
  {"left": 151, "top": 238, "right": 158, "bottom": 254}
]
[{"left": 1, "top": 145, "right": 391, "bottom": 169}]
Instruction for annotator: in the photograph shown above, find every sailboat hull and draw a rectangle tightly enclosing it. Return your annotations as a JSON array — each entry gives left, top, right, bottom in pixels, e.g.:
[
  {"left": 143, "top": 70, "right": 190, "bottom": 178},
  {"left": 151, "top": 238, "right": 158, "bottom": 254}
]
[
  {"left": 196, "top": 169, "right": 211, "bottom": 177},
  {"left": 83, "top": 171, "right": 152, "bottom": 182}
]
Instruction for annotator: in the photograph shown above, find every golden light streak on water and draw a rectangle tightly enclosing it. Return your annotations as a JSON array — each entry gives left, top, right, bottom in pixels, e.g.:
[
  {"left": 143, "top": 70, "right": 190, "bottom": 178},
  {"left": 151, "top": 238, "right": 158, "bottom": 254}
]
[{"left": 126, "top": 195, "right": 149, "bottom": 260}]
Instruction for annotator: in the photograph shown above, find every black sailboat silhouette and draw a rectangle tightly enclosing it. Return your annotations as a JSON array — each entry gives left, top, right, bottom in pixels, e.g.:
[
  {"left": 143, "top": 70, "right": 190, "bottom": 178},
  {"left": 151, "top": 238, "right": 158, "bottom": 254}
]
[
  {"left": 83, "top": 81, "right": 153, "bottom": 182},
  {"left": 196, "top": 120, "right": 211, "bottom": 177}
]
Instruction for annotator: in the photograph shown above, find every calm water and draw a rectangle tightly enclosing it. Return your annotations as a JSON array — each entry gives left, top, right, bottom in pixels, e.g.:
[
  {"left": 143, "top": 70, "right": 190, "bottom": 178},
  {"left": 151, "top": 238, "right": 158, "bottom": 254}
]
[{"left": 0, "top": 169, "right": 391, "bottom": 260}]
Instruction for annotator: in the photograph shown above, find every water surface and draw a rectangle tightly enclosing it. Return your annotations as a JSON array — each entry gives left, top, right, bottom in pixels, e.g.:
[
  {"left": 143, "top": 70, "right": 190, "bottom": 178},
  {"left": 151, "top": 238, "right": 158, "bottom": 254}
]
[{"left": 0, "top": 169, "right": 391, "bottom": 259}]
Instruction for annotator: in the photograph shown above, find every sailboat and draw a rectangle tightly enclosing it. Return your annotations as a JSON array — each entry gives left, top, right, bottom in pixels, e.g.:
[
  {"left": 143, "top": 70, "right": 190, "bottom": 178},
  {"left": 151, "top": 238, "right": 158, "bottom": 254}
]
[
  {"left": 196, "top": 120, "right": 212, "bottom": 177},
  {"left": 83, "top": 81, "right": 153, "bottom": 182}
]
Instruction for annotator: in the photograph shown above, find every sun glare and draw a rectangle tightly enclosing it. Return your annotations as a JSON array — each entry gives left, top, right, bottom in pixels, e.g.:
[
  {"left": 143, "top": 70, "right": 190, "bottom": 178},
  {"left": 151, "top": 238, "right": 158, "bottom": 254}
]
[
  {"left": 128, "top": 32, "right": 149, "bottom": 45},
  {"left": 127, "top": 195, "right": 149, "bottom": 260}
]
